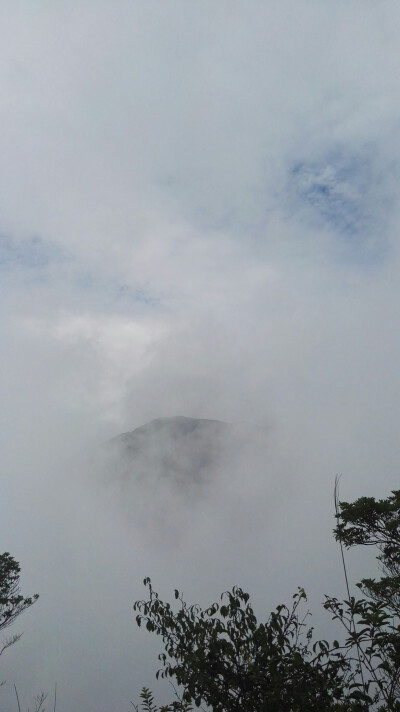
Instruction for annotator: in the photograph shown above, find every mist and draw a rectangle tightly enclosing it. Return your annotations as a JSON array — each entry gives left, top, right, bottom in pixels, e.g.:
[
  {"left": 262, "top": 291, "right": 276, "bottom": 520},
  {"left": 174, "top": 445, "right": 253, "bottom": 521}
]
[{"left": 1, "top": 2, "right": 400, "bottom": 710}]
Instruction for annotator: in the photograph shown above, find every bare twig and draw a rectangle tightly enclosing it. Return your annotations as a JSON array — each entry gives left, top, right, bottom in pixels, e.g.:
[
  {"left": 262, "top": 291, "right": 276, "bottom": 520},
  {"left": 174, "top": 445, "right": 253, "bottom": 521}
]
[
  {"left": 0, "top": 634, "right": 22, "bottom": 658},
  {"left": 14, "top": 684, "right": 22, "bottom": 712},
  {"left": 34, "top": 690, "right": 48, "bottom": 712}
]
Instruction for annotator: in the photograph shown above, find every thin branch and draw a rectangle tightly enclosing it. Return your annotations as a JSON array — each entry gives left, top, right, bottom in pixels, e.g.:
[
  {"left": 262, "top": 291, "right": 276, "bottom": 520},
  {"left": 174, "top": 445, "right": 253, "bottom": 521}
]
[
  {"left": 0, "top": 633, "right": 22, "bottom": 657},
  {"left": 334, "top": 476, "right": 367, "bottom": 693},
  {"left": 14, "top": 684, "right": 21, "bottom": 712},
  {"left": 34, "top": 691, "right": 48, "bottom": 712}
]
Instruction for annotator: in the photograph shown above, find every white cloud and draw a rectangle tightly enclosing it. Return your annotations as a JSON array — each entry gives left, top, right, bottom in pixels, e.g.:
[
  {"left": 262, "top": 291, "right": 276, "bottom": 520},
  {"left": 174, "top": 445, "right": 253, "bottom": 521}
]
[{"left": 1, "top": 2, "right": 400, "bottom": 710}]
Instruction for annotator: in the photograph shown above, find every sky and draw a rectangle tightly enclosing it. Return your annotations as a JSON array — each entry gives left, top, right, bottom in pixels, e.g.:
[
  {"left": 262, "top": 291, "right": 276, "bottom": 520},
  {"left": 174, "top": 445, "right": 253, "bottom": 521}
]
[{"left": 1, "top": 1, "right": 400, "bottom": 710}]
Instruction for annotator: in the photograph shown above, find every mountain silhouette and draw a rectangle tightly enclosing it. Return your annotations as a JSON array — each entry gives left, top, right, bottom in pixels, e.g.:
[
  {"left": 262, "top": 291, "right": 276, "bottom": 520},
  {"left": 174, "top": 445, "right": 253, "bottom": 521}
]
[{"left": 107, "top": 416, "right": 267, "bottom": 494}]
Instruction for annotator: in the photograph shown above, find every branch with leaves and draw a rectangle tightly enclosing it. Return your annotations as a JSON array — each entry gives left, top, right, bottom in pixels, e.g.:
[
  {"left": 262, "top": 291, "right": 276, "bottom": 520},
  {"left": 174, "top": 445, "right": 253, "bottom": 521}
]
[
  {"left": 132, "top": 488, "right": 400, "bottom": 712},
  {"left": 0, "top": 553, "right": 38, "bottom": 633}
]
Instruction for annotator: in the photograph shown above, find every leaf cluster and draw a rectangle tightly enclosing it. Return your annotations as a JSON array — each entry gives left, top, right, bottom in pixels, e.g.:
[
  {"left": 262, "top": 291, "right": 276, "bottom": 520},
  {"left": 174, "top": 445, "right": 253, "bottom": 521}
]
[
  {"left": 0, "top": 553, "right": 38, "bottom": 633},
  {"left": 334, "top": 490, "right": 400, "bottom": 617},
  {"left": 133, "top": 488, "right": 400, "bottom": 712},
  {"left": 331, "top": 490, "right": 400, "bottom": 710},
  {"left": 134, "top": 581, "right": 360, "bottom": 711}
]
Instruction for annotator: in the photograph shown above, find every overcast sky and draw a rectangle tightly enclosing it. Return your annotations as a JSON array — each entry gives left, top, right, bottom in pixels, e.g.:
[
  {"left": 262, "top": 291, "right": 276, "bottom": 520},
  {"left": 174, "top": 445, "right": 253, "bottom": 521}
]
[{"left": 1, "top": 2, "right": 400, "bottom": 710}]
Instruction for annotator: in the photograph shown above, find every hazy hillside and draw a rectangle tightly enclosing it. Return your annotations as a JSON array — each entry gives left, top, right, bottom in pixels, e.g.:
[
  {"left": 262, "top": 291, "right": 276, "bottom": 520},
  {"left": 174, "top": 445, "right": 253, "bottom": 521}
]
[{"left": 106, "top": 416, "right": 268, "bottom": 499}]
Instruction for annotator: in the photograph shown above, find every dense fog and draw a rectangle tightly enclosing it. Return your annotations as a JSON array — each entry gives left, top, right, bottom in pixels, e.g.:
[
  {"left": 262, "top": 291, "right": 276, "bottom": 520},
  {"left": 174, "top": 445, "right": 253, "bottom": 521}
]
[{"left": 1, "top": 2, "right": 400, "bottom": 710}]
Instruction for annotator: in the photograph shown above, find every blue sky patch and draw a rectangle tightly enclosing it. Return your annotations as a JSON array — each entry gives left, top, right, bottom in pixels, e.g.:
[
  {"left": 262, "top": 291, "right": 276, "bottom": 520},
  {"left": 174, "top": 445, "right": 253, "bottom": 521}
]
[
  {"left": 288, "top": 146, "right": 391, "bottom": 264},
  {"left": 0, "top": 234, "right": 66, "bottom": 275},
  {"left": 0, "top": 233, "right": 157, "bottom": 309}
]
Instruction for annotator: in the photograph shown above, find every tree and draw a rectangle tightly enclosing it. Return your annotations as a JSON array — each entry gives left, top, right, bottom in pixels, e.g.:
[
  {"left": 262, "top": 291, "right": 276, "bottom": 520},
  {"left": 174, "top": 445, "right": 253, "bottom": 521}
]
[
  {"left": 134, "top": 581, "right": 362, "bottom": 711},
  {"left": 334, "top": 489, "right": 400, "bottom": 618},
  {"left": 0, "top": 552, "right": 38, "bottom": 659},
  {"left": 133, "top": 489, "right": 400, "bottom": 711},
  {"left": 323, "top": 489, "right": 400, "bottom": 710}
]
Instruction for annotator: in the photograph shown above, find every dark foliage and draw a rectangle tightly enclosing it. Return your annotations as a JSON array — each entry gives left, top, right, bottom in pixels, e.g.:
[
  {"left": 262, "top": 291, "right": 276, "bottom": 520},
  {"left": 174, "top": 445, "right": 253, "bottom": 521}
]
[
  {"left": 133, "top": 489, "right": 400, "bottom": 711},
  {"left": 325, "top": 490, "right": 400, "bottom": 709},
  {"left": 0, "top": 552, "right": 38, "bottom": 634},
  {"left": 0, "top": 552, "right": 38, "bottom": 663}
]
